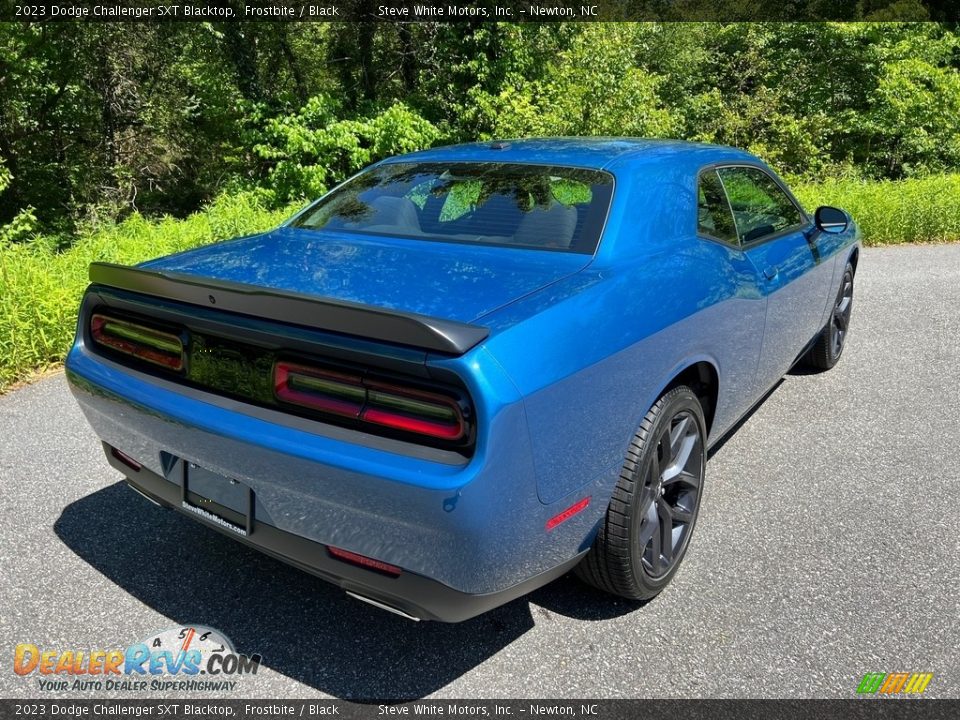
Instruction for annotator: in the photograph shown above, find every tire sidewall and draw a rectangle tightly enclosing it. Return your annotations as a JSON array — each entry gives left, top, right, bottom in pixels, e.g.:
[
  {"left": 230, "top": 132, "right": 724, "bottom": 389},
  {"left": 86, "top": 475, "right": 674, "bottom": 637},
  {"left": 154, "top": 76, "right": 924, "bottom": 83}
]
[{"left": 628, "top": 387, "right": 707, "bottom": 594}]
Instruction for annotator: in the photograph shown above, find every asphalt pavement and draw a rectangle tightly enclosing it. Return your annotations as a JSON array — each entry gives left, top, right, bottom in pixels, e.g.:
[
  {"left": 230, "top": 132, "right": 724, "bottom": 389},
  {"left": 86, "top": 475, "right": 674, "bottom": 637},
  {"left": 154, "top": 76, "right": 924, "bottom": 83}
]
[{"left": 1, "top": 244, "right": 958, "bottom": 700}]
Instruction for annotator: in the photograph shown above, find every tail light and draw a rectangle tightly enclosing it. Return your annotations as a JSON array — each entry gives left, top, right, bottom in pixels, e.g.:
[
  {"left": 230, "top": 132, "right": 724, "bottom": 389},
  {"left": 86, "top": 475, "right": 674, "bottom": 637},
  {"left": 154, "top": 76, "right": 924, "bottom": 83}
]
[
  {"left": 85, "top": 307, "right": 472, "bottom": 451},
  {"left": 274, "top": 362, "right": 365, "bottom": 419},
  {"left": 274, "top": 360, "right": 467, "bottom": 442},
  {"left": 90, "top": 314, "right": 184, "bottom": 371},
  {"left": 363, "top": 381, "right": 465, "bottom": 439}
]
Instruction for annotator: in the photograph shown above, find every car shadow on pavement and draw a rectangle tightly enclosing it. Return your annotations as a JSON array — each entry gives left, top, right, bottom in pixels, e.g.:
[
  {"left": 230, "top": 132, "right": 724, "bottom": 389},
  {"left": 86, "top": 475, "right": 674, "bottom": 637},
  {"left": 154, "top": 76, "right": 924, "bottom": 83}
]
[
  {"left": 54, "top": 482, "right": 635, "bottom": 699},
  {"left": 529, "top": 577, "right": 646, "bottom": 620}
]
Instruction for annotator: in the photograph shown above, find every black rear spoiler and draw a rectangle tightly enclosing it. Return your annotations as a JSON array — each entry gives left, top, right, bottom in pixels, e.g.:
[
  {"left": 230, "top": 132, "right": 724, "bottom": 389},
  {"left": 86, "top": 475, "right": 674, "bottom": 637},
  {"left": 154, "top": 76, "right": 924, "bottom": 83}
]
[{"left": 88, "top": 262, "right": 489, "bottom": 356}]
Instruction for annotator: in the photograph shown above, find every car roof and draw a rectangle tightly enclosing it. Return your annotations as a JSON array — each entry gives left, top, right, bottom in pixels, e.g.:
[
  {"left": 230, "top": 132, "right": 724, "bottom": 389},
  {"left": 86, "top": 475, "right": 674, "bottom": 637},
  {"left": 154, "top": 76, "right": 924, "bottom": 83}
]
[{"left": 380, "top": 137, "right": 760, "bottom": 173}]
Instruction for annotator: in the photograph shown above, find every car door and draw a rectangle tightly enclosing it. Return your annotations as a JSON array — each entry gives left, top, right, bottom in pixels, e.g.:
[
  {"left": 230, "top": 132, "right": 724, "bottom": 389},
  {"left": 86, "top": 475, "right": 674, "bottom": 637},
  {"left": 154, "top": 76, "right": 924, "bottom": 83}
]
[
  {"left": 695, "top": 168, "right": 767, "bottom": 434},
  {"left": 715, "top": 165, "right": 831, "bottom": 393}
]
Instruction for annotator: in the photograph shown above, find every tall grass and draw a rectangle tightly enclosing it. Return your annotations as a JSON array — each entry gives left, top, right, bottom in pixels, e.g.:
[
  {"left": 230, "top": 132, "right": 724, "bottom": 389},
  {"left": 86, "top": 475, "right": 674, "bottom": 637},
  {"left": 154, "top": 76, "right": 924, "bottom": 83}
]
[
  {"left": 0, "top": 193, "right": 296, "bottom": 391},
  {"left": 2, "top": 174, "right": 959, "bottom": 392},
  {"left": 793, "top": 174, "right": 960, "bottom": 246}
]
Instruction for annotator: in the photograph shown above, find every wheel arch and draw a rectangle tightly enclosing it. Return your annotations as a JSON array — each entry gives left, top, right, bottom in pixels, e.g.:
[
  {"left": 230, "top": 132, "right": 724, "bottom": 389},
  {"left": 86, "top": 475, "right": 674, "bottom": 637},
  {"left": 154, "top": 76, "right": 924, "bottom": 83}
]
[
  {"left": 848, "top": 246, "right": 860, "bottom": 275},
  {"left": 659, "top": 359, "right": 719, "bottom": 438}
]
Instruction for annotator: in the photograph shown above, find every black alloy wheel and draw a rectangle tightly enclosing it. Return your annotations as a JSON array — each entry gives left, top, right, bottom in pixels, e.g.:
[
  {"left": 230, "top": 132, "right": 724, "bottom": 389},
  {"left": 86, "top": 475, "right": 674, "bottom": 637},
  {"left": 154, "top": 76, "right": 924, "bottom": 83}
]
[
  {"left": 576, "top": 385, "right": 707, "bottom": 601},
  {"left": 637, "top": 409, "right": 703, "bottom": 579},
  {"left": 831, "top": 269, "right": 854, "bottom": 357},
  {"left": 803, "top": 261, "right": 855, "bottom": 370}
]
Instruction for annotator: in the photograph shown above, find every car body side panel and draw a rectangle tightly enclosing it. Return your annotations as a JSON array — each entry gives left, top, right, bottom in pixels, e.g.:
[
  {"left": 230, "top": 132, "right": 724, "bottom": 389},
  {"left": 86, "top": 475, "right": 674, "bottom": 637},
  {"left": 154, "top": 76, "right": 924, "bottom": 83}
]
[
  {"left": 744, "top": 230, "right": 832, "bottom": 390},
  {"left": 478, "top": 251, "right": 766, "bottom": 505},
  {"left": 474, "top": 164, "right": 768, "bottom": 505},
  {"left": 811, "top": 222, "right": 861, "bottom": 329}
]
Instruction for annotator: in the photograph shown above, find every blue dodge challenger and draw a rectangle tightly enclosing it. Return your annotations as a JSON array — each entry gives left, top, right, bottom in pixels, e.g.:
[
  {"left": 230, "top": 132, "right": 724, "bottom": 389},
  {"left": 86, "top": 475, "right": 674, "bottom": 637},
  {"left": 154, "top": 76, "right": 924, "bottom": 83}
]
[{"left": 66, "top": 138, "right": 859, "bottom": 621}]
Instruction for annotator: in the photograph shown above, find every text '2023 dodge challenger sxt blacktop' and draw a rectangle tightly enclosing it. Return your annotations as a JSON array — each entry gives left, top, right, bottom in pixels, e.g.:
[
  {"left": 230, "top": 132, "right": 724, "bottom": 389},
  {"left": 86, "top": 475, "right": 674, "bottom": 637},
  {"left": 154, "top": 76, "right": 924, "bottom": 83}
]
[{"left": 66, "top": 138, "right": 859, "bottom": 622}]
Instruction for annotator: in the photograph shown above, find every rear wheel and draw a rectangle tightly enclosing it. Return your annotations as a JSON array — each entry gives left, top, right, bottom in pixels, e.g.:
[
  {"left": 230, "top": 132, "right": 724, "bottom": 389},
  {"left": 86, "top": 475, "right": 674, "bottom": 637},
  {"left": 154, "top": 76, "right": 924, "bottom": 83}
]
[
  {"left": 803, "top": 262, "right": 854, "bottom": 370},
  {"left": 576, "top": 385, "right": 706, "bottom": 600}
]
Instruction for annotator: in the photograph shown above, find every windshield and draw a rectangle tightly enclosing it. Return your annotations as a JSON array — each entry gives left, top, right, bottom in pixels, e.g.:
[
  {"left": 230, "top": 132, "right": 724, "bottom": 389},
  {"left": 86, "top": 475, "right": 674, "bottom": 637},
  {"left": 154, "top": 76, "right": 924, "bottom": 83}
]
[{"left": 292, "top": 162, "right": 614, "bottom": 254}]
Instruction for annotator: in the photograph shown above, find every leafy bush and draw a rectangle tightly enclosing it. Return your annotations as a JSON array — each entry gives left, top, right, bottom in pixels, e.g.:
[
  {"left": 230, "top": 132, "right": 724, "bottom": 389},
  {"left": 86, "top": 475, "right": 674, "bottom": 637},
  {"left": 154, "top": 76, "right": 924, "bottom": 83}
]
[
  {"left": 468, "top": 25, "right": 674, "bottom": 139},
  {"left": 0, "top": 160, "right": 38, "bottom": 244},
  {"left": 252, "top": 97, "right": 441, "bottom": 205}
]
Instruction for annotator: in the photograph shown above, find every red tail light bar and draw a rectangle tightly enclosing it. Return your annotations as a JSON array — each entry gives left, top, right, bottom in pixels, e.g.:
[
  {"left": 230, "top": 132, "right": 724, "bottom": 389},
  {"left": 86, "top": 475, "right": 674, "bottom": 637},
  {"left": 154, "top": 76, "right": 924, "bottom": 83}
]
[
  {"left": 86, "top": 311, "right": 472, "bottom": 449},
  {"left": 275, "top": 360, "right": 468, "bottom": 442},
  {"left": 274, "top": 362, "right": 365, "bottom": 419},
  {"left": 90, "top": 314, "right": 184, "bottom": 371}
]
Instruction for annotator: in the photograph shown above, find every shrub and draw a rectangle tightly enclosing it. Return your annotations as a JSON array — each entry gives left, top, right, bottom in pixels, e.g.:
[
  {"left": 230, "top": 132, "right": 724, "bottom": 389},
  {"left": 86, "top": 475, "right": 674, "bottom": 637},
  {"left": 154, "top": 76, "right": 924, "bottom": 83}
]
[{"left": 252, "top": 97, "right": 441, "bottom": 205}]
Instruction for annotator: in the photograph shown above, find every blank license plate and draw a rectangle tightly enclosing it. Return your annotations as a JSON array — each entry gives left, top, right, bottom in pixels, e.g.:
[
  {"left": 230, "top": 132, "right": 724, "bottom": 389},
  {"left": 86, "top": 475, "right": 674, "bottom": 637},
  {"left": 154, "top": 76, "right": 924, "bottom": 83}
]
[{"left": 181, "top": 463, "right": 253, "bottom": 536}]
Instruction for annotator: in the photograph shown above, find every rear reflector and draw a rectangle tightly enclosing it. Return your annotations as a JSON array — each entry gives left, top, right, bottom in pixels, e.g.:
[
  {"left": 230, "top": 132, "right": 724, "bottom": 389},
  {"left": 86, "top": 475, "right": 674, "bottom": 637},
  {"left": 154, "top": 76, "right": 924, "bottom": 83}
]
[
  {"left": 328, "top": 546, "right": 402, "bottom": 577},
  {"left": 546, "top": 497, "right": 591, "bottom": 531},
  {"left": 110, "top": 446, "right": 142, "bottom": 472},
  {"left": 274, "top": 361, "right": 466, "bottom": 442},
  {"left": 91, "top": 314, "right": 184, "bottom": 371}
]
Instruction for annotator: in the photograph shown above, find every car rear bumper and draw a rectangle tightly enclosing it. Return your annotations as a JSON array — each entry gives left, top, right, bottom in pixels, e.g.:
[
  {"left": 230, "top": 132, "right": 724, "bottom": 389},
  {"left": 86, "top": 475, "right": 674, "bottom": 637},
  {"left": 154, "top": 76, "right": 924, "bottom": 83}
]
[
  {"left": 65, "top": 340, "right": 608, "bottom": 617},
  {"left": 110, "top": 446, "right": 582, "bottom": 622}
]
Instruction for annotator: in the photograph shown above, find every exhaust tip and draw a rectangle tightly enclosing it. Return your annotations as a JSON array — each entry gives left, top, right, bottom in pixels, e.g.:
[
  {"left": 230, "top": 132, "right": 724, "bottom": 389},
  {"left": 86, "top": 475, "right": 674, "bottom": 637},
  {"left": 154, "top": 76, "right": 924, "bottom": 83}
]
[
  {"left": 125, "top": 481, "right": 166, "bottom": 508},
  {"left": 346, "top": 591, "right": 421, "bottom": 622}
]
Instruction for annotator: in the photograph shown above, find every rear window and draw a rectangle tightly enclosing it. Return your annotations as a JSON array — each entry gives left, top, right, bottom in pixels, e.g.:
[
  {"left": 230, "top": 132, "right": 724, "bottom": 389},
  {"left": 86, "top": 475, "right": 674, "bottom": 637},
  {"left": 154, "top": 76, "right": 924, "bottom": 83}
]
[{"left": 292, "top": 162, "right": 614, "bottom": 254}]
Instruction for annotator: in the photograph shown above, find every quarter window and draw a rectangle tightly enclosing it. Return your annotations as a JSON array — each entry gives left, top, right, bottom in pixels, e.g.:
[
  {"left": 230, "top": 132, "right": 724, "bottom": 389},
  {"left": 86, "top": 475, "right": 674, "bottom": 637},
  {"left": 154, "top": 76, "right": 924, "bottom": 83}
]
[
  {"left": 697, "top": 170, "right": 738, "bottom": 245},
  {"left": 716, "top": 166, "right": 803, "bottom": 243}
]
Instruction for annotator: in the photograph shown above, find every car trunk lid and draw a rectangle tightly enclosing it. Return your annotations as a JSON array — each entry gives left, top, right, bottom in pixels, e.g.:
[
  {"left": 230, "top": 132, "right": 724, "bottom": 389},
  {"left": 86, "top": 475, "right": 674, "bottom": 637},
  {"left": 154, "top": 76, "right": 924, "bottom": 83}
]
[{"left": 139, "top": 226, "right": 592, "bottom": 325}]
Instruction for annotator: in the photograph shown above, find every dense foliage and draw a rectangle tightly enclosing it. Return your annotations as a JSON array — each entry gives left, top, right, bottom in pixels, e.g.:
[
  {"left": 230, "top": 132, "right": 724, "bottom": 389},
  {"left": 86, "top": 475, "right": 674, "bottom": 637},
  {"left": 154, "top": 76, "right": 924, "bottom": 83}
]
[
  {"left": 1, "top": 20, "right": 960, "bottom": 390},
  {"left": 1, "top": 22, "right": 959, "bottom": 236}
]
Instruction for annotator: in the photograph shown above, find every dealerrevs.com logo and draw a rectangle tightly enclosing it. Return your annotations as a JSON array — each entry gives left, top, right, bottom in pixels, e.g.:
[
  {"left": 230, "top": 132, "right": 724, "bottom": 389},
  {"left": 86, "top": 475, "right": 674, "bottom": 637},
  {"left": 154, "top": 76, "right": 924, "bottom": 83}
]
[{"left": 14, "top": 626, "right": 261, "bottom": 692}]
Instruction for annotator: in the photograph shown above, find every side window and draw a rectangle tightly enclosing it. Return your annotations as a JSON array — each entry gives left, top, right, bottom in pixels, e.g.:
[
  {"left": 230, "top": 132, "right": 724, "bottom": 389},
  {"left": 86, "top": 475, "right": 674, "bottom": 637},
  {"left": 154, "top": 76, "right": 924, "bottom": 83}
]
[
  {"left": 697, "top": 170, "right": 738, "bottom": 245},
  {"left": 716, "top": 166, "right": 803, "bottom": 243}
]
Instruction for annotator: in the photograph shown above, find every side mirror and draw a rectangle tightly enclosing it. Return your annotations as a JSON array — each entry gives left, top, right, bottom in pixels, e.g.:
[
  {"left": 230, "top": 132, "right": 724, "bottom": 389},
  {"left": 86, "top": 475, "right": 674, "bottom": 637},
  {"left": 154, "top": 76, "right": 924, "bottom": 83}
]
[{"left": 814, "top": 206, "right": 849, "bottom": 234}]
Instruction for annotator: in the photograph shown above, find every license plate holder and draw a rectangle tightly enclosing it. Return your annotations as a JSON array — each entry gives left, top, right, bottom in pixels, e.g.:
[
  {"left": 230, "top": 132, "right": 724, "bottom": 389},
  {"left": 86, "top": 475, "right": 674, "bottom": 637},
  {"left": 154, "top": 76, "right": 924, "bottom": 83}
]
[{"left": 181, "top": 463, "right": 254, "bottom": 537}]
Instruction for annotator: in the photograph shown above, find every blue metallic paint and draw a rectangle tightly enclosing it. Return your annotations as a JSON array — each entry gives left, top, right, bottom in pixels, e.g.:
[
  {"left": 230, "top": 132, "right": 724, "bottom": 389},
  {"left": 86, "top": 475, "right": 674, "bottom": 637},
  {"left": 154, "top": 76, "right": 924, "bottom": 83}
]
[
  {"left": 66, "top": 138, "right": 860, "bottom": 613},
  {"left": 139, "top": 227, "right": 591, "bottom": 324}
]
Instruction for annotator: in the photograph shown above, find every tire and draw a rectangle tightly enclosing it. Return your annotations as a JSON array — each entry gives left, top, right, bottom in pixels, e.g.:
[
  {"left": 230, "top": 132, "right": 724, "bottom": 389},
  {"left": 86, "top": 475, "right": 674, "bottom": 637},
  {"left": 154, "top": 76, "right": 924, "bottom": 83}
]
[
  {"left": 576, "top": 385, "right": 707, "bottom": 601},
  {"left": 803, "top": 262, "right": 854, "bottom": 371}
]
